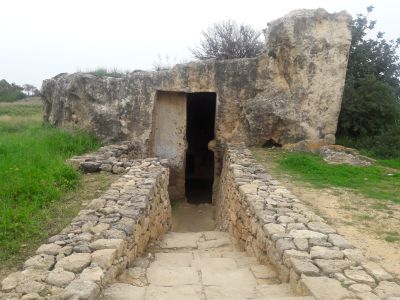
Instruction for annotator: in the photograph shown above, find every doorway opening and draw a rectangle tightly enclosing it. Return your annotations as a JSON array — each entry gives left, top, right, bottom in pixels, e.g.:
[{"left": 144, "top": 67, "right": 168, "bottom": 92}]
[{"left": 185, "top": 92, "right": 216, "bottom": 204}]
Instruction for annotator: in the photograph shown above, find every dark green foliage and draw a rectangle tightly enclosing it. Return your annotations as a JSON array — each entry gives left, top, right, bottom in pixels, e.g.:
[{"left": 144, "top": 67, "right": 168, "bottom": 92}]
[
  {"left": 0, "top": 79, "right": 26, "bottom": 102},
  {"left": 337, "top": 6, "right": 400, "bottom": 158},
  {"left": 340, "top": 76, "right": 399, "bottom": 137}
]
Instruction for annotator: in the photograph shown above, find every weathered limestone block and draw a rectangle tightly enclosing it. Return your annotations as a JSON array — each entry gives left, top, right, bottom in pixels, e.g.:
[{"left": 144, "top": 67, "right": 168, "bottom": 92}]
[
  {"left": 42, "top": 9, "right": 351, "bottom": 156},
  {"left": 62, "top": 279, "right": 100, "bottom": 300},
  {"left": 55, "top": 253, "right": 92, "bottom": 273}
]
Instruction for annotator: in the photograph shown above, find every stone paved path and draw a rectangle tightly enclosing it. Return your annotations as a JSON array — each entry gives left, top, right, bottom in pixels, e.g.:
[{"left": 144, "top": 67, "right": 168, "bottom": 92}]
[{"left": 101, "top": 231, "right": 314, "bottom": 299}]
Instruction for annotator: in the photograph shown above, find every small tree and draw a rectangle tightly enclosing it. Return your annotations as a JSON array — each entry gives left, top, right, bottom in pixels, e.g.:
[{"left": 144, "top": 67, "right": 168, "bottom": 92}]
[
  {"left": 23, "top": 84, "right": 37, "bottom": 96},
  {"left": 191, "top": 20, "right": 264, "bottom": 60}
]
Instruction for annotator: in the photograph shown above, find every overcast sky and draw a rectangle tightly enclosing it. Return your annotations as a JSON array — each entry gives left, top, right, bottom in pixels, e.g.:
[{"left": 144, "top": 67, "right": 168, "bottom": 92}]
[{"left": 1, "top": 0, "right": 399, "bottom": 88}]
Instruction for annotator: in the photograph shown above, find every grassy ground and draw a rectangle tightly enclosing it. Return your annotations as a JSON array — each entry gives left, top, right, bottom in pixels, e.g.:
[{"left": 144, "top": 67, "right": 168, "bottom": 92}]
[
  {"left": 0, "top": 99, "right": 105, "bottom": 269},
  {"left": 251, "top": 148, "right": 400, "bottom": 203}
]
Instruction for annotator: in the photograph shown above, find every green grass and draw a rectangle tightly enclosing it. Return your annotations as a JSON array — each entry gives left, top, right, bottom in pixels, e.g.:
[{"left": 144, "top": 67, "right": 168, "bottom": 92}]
[
  {"left": 377, "top": 159, "right": 400, "bottom": 170},
  {"left": 0, "top": 104, "right": 100, "bottom": 262},
  {"left": 252, "top": 149, "right": 400, "bottom": 203}
]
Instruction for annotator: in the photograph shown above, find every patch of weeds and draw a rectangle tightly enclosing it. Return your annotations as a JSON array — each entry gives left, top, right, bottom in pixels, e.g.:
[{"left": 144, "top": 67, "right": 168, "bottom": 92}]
[
  {"left": 370, "top": 202, "right": 390, "bottom": 210},
  {"left": 384, "top": 231, "right": 400, "bottom": 243},
  {"left": 357, "top": 214, "right": 374, "bottom": 221},
  {"left": 340, "top": 204, "right": 356, "bottom": 211},
  {"left": 83, "top": 67, "right": 128, "bottom": 78}
]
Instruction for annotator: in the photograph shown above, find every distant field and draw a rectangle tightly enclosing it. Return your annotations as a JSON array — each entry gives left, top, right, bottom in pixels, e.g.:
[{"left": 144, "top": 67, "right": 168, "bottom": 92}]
[{"left": 0, "top": 99, "right": 102, "bottom": 267}]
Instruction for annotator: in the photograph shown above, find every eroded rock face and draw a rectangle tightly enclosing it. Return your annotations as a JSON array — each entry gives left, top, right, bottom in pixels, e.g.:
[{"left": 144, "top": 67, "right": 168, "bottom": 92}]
[{"left": 41, "top": 9, "right": 352, "bottom": 151}]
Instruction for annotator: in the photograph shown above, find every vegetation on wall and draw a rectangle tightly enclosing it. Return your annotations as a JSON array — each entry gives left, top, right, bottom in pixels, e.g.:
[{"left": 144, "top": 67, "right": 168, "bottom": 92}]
[
  {"left": 191, "top": 20, "right": 264, "bottom": 60},
  {"left": 337, "top": 6, "right": 400, "bottom": 158}
]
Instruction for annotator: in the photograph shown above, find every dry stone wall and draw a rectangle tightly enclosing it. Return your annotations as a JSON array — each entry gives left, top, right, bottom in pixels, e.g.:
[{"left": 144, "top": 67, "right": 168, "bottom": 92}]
[
  {"left": 0, "top": 150, "right": 171, "bottom": 300},
  {"left": 216, "top": 144, "right": 400, "bottom": 299}
]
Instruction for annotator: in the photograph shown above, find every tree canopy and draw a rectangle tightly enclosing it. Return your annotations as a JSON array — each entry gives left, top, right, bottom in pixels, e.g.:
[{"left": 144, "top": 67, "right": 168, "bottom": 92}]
[{"left": 337, "top": 6, "right": 400, "bottom": 157}]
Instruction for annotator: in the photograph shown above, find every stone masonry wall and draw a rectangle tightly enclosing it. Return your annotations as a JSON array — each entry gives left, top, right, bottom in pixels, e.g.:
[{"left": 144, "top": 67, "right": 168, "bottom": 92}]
[
  {"left": 0, "top": 150, "right": 171, "bottom": 300},
  {"left": 216, "top": 144, "right": 400, "bottom": 299}
]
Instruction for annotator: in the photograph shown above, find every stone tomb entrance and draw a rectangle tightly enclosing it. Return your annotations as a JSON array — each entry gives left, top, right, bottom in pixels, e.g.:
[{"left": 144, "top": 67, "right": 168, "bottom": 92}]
[{"left": 151, "top": 91, "right": 216, "bottom": 203}]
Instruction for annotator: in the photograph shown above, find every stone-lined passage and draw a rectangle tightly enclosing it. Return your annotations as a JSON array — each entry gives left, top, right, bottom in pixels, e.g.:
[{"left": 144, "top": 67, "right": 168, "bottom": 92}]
[
  {"left": 216, "top": 144, "right": 400, "bottom": 299},
  {"left": 102, "top": 231, "right": 313, "bottom": 300},
  {"left": 0, "top": 157, "right": 171, "bottom": 300}
]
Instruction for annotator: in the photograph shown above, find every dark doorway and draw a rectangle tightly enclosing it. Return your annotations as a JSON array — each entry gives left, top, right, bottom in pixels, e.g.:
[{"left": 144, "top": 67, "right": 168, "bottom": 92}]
[{"left": 185, "top": 92, "right": 216, "bottom": 203}]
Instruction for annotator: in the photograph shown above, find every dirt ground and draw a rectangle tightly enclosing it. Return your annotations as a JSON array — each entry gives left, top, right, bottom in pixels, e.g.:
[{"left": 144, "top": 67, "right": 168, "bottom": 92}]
[
  {"left": 255, "top": 150, "right": 400, "bottom": 280},
  {"left": 171, "top": 202, "right": 216, "bottom": 232}
]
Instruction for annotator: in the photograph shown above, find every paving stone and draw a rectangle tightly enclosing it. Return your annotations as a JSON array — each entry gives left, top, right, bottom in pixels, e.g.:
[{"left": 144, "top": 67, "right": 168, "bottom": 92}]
[
  {"left": 250, "top": 264, "right": 278, "bottom": 279},
  {"left": 24, "top": 254, "right": 55, "bottom": 270},
  {"left": 256, "top": 283, "right": 294, "bottom": 297},
  {"left": 205, "top": 286, "right": 258, "bottom": 300},
  {"left": 145, "top": 285, "right": 202, "bottom": 300},
  {"left": 300, "top": 275, "right": 354, "bottom": 300},
  {"left": 307, "top": 222, "right": 336, "bottom": 234},
  {"left": 91, "top": 248, "right": 117, "bottom": 270},
  {"left": 289, "top": 230, "right": 326, "bottom": 239},
  {"left": 202, "top": 266, "right": 257, "bottom": 287},
  {"left": 46, "top": 268, "right": 75, "bottom": 287},
  {"left": 235, "top": 256, "right": 259, "bottom": 267},
  {"left": 203, "top": 231, "right": 230, "bottom": 240},
  {"left": 310, "top": 246, "right": 344, "bottom": 259},
  {"left": 197, "top": 237, "right": 230, "bottom": 249},
  {"left": 118, "top": 267, "right": 147, "bottom": 287},
  {"left": 344, "top": 269, "right": 376, "bottom": 285},
  {"left": 361, "top": 261, "right": 393, "bottom": 281},
  {"left": 55, "top": 253, "right": 91, "bottom": 273},
  {"left": 159, "top": 232, "right": 202, "bottom": 249},
  {"left": 147, "top": 266, "right": 198, "bottom": 286},
  {"left": 102, "top": 283, "right": 145, "bottom": 300},
  {"left": 374, "top": 281, "right": 400, "bottom": 297},
  {"left": 153, "top": 252, "right": 193, "bottom": 267},
  {"left": 314, "top": 259, "right": 353, "bottom": 274},
  {"left": 328, "top": 234, "right": 353, "bottom": 249}
]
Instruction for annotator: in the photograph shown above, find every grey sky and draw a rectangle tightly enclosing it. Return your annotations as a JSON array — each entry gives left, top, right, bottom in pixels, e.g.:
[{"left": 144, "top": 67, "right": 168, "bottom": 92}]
[{"left": 1, "top": 0, "right": 399, "bottom": 88}]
